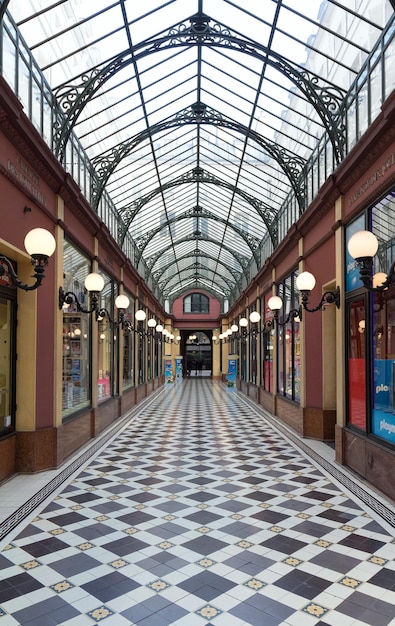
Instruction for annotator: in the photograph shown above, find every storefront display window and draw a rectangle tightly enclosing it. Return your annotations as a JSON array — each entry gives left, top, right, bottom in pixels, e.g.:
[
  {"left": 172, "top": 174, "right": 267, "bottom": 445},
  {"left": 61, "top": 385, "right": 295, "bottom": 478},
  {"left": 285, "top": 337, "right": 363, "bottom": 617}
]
[
  {"left": 345, "top": 191, "right": 395, "bottom": 444},
  {"left": 97, "top": 273, "right": 118, "bottom": 402},
  {"left": 371, "top": 195, "right": 395, "bottom": 443},
  {"left": 276, "top": 273, "right": 300, "bottom": 402},
  {"left": 262, "top": 296, "right": 274, "bottom": 392},
  {"left": 62, "top": 241, "right": 91, "bottom": 420},
  {"left": 347, "top": 297, "right": 367, "bottom": 431},
  {"left": 122, "top": 292, "right": 134, "bottom": 389}
]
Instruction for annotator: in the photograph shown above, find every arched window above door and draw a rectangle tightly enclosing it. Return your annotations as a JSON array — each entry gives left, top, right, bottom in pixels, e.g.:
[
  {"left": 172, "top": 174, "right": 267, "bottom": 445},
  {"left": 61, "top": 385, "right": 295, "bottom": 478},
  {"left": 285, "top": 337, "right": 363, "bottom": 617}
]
[{"left": 183, "top": 293, "right": 209, "bottom": 314}]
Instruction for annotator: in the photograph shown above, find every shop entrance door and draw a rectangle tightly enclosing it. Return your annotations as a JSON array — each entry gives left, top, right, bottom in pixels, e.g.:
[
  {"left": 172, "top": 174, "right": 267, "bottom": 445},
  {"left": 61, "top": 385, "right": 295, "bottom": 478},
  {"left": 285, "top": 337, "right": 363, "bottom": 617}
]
[{"left": 0, "top": 291, "right": 16, "bottom": 435}]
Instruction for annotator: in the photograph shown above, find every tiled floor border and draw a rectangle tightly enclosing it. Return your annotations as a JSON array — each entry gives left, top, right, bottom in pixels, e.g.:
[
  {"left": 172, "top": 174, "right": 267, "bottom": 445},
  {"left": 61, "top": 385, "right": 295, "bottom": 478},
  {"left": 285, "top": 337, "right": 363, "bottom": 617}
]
[
  {"left": 1, "top": 382, "right": 394, "bottom": 542},
  {"left": 238, "top": 393, "right": 395, "bottom": 529},
  {"left": 0, "top": 388, "right": 165, "bottom": 541}
]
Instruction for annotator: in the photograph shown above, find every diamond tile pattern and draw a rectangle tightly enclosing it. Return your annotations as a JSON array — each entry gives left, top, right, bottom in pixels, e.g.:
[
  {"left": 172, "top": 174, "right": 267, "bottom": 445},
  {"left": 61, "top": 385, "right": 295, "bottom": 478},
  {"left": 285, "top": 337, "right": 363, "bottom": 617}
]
[{"left": 1, "top": 380, "right": 395, "bottom": 625}]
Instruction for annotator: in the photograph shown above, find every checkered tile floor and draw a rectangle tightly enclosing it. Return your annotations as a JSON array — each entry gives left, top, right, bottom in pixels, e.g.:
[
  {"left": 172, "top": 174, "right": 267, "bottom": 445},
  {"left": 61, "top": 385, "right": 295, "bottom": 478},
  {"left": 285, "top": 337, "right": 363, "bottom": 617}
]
[{"left": 1, "top": 380, "right": 395, "bottom": 625}]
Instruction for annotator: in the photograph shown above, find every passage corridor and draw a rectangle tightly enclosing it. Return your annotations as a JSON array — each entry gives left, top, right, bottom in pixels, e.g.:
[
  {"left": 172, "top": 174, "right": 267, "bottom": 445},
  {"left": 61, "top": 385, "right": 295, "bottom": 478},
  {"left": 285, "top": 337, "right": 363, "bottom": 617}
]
[{"left": 0, "top": 380, "right": 395, "bottom": 626}]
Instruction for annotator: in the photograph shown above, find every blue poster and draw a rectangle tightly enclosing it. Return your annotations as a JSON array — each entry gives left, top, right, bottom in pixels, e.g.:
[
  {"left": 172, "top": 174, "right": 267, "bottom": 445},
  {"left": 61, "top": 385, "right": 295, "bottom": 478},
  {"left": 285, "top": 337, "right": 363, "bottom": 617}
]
[
  {"left": 226, "top": 356, "right": 237, "bottom": 388},
  {"left": 372, "top": 359, "right": 395, "bottom": 443},
  {"left": 176, "top": 357, "right": 183, "bottom": 379},
  {"left": 165, "top": 359, "right": 174, "bottom": 384}
]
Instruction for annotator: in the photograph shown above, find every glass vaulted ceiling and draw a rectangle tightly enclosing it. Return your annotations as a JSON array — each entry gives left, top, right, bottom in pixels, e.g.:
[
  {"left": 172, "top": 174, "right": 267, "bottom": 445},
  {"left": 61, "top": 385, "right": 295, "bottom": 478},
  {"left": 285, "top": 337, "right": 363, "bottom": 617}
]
[{"left": 4, "top": 0, "right": 395, "bottom": 308}]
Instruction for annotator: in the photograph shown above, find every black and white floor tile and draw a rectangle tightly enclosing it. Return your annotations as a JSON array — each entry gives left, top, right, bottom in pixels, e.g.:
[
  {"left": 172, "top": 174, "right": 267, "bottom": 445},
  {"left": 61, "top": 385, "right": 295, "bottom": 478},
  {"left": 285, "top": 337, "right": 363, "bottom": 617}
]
[{"left": 1, "top": 380, "right": 395, "bottom": 625}]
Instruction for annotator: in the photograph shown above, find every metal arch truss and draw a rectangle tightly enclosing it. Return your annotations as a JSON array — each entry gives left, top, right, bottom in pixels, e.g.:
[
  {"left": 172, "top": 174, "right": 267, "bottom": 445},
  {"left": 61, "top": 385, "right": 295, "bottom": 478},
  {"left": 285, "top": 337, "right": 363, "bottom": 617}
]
[
  {"left": 134, "top": 206, "right": 261, "bottom": 264},
  {"left": 153, "top": 250, "right": 244, "bottom": 291},
  {"left": 119, "top": 167, "right": 276, "bottom": 253},
  {"left": 144, "top": 234, "right": 250, "bottom": 283},
  {"left": 160, "top": 263, "right": 234, "bottom": 296},
  {"left": 89, "top": 103, "right": 306, "bottom": 213},
  {"left": 52, "top": 13, "right": 346, "bottom": 167}
]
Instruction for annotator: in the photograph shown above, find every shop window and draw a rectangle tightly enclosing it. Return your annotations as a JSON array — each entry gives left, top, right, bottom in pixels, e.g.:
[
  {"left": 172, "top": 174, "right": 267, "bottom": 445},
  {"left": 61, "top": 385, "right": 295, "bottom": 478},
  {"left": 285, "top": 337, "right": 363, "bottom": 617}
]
[
  {"left": 371, "top": 289, "right": 395, "bottom": 443},
  {"left": 346, "top": 297, "right": 367, "bottom": 431},
  {"left": 275, "top": 273, "right": 300, "bottom": 402},
  {"left": 122, "top": 292, "right": 134, "bottom": 389},
  {"left": 62, "top": 241, "right": 91, "bottom": 420},
  {"left": 262, "top": 296, "right": 274, "bottom": 392},
  {"left": 97, "top": 273, "right": 118, "bottom": 402}
]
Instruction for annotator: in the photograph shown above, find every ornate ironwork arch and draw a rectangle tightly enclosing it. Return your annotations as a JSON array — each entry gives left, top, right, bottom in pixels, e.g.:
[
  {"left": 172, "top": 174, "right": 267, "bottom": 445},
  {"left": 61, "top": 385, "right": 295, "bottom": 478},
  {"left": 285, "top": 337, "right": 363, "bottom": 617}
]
[
  {"left": 53, "top": 14, "right": 346, "bottom": 166},
  {"left": 134, "top": 205, "right": 260, "bottom": 266},
  {"left": 145, "top": 234, "right": 250, "bottom": 282},
  {"left": 160, "top": 263, "right": 233, "bottom": 296},
  {"left": 90, "top": 102, "right": 306, "bottom": 212},
  {"left": 120, "top": 167, "right": 276, "bottom": 250},
  {"left": 152, "top": 249, "right": 244, "bottom": 289}
]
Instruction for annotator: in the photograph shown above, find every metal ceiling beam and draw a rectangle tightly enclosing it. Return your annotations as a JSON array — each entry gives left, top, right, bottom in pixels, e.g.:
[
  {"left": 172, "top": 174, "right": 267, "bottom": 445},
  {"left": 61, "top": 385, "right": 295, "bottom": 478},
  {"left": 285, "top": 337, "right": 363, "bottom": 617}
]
[
  {"left": 52, "top": 16, "right": 346, "bottom": 166},
  {"left": 0, "top": 0, "right": 11, "bottom": 22},
  {"left": 159, "top": 263, "right": 233, "bottom": 294},
  {"left": 145, "top": 234, "right": 250, "bottom": 282},
  {"left": 133, "top": 206, "right": 261, "bottom": 265},
  {"left": 119, "top": 167, "right": 276, "bottom": 251},
  {"left": 152, "top": 249, "right": 243, "bottom": 287},
  {"left": 90, "top": 102, "right": 306, "bottom": 212}
]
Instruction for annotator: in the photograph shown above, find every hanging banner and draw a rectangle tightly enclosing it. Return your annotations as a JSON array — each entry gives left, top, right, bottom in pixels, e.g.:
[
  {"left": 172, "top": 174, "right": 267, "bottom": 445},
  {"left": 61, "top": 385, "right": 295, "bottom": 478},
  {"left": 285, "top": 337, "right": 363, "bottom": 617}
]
[{"left": 176, "top": 356, "right": 183, "bottom": 379}]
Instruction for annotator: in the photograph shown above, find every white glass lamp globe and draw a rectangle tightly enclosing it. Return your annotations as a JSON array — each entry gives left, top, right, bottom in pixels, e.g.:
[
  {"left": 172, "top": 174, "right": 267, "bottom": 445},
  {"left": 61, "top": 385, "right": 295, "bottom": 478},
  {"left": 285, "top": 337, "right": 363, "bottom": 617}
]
[
  {"left": 239, "top": 317, "right": 248, "bottom": 327},
  {"left": 249, "top": 311, "right": 261, "bottom": 323},
  {"left": 24, "top": 228, "right": 56, "bottom": 257},
  {"left": 268, "top": 295, "right": 283, "bottom": 311},
  {"left": 147, "top": 318, "right": 157, "bottom": 328},
  {"left": 156, "top": 324, "right": 163, "bottom": 333},
  {"left": 231, "top": 324, "right": 238, "bottom": 332},
  {"left": 115, "top": 294, "right": 130, "bottom": 310},
  {"left": 84, "top": 272, "right": 105, "bottom": 292},
  {"left": 296, "top": 271, "right": 316, "bottom": 292},
  {"left": 348, "top": 230, "right": 378, "bottom": 259},
  {"left": 372, "top": 272, "right": 388, "bottom": 289},
  {"left": 135, "top": 309, "right": 146, "bottom": 321}
]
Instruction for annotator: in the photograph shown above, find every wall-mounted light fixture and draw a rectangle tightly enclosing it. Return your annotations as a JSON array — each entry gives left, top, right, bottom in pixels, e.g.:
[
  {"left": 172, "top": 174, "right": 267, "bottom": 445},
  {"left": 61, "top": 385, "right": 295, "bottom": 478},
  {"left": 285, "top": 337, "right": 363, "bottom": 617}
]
[
  {"left": 296, "top": 271, "right": 340, "bottom": 312},
  {"left": 268, "top": 296, "right": 301, "bottom": 326},
  {"left": 0, "top": 228, "right": 56, "bottom": 291},
  {"left": 225, "top": 312, "right": 271, "bottom": 339},
  {"left": 268, "top": 271, "right": 340, "bottom": 325},
  {"left": 59, "top": 272, "right": 105, "bottom": 314},
  {"left": 59, "top": 275, "right": 132, "bottom": 331},
  {"left": 348, "top": 230, "right": 394, "bottom": 291}
]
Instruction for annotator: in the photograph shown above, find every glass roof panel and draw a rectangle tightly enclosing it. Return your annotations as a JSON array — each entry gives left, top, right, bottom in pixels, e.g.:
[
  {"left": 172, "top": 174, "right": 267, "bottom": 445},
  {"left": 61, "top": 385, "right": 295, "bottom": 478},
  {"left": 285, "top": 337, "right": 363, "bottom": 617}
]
[{"left": 4, "top": 0, "right": 393, "bottom": 305}]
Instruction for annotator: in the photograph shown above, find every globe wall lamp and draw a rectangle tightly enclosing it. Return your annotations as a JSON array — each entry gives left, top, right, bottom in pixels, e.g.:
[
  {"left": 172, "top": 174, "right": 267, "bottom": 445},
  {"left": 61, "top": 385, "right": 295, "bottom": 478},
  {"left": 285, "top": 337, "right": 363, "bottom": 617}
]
[
  {"left": 268, "top": 296, "right": 302, "bottom": 326},
  {"left": 134, "top": 309, "right": 147, "bottom": 335},
  {"left": 0, "top": 228, "right": 56, "bottom": 291},
  {"left": 59, "top": 272, "right": 105, "bottom": 314},
  {"left": 296, "top": 271, "right": 340, "bottom": 312},
  {"left": 348, "top": 230, "right": 394, "bottom": 291},
  {"left": 268, "top": 270, "right": 340, "bottom": 326},
  {"left": 59, "top": 274, "right": 133, "bottom": 331},
  {"left": 230, "top": 312, "right": 270, "bottom": 338}
]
